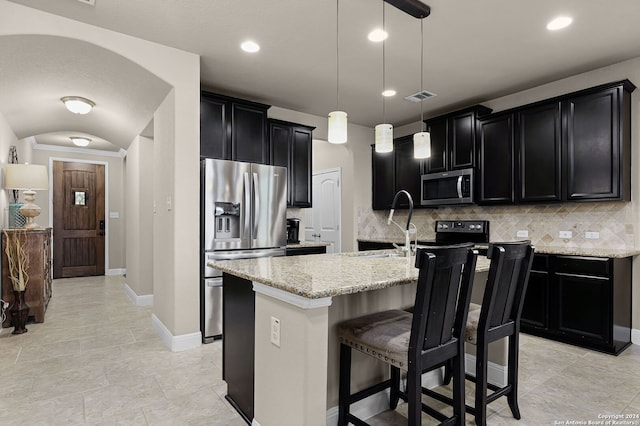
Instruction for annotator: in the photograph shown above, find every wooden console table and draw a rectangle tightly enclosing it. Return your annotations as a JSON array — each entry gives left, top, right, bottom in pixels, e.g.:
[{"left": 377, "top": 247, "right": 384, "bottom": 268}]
[{"left": 1, "top": 228, "right": 52, "bottom": 327}]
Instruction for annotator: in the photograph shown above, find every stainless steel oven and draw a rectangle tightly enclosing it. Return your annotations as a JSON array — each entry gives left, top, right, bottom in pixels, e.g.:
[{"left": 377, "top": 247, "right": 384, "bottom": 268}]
[{"left": 420, "top": 168, "right": 474, "bottom": 206}]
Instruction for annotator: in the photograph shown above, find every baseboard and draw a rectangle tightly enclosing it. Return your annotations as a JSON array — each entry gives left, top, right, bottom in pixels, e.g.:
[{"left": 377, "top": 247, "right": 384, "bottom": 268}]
[
  {"left": 151, "top": 314, "right": 201, "bottom": 352},
  {"left": 465, "top": 353, "right": 507, "bottom": 388},
  {"left": 123, "top": 283, "right": 153, "bottom": 307},
  {"left": 106, "top": 268, "right": 126, "bottom": 276},
  {"left": 632, "top": 328, "right": 640, "bottom": 345},
  {"left": 325, "top": 369, "right": 443, "bottom": 425}
]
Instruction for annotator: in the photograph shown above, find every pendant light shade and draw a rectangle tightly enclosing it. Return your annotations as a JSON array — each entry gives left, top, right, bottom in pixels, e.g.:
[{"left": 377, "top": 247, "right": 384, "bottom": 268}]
[
  {"left": 375, "top": 123, "right": 393, "bottom": 153},
  {"left": 328, "top": 111, "right": 348, "bottom": 144},
  {"left": 413, "top": 131, "right": 431, "bottom": 158}
]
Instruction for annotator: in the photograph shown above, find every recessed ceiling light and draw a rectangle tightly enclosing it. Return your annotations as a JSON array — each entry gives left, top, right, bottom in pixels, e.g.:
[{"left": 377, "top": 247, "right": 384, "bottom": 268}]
[
  {"left": 382, "top": 89, "right": 396, "bottom": 97},
  {"left": 547, "top": 16, "right": 573, "bottom": 31},
  {"left": 368, "top": 28, "right": 388, "bottom": 42},
  {"left": 240, "top": 40, "right": 260, "bottom": 53},
  {"left": 70, "top": 137, "right": 91, "bottom": 147},
  {"left": 61, "top": 96, "right": 95, "bottom": 114}
]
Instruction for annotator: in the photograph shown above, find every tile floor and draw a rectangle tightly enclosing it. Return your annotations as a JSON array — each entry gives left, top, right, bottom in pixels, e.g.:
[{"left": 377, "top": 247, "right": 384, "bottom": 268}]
[{"left": 1, "top": 275, "right": 639, "bottom": 425}]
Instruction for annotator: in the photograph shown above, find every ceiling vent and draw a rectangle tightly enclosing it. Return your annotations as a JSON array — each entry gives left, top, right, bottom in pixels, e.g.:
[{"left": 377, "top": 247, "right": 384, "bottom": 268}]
[
  {"left": 76, "top": 0, "right": 95, "bottom": 5},
  {"left": 404, "top": 90, "right": 437, "bottom": 103}
]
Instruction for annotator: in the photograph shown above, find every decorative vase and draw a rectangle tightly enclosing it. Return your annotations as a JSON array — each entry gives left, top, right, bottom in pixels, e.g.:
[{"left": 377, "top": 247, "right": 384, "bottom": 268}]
[{"left": 10, "top": 290, "right": 29, "bottom": 334}]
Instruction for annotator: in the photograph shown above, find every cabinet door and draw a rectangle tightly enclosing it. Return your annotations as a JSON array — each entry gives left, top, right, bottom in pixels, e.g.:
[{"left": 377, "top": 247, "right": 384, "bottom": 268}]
[
  {"left": 425, "top": 118, "right": 447, "bottom": 173},
  {"left": 521, "top": 270, "right": 550, "bottom": 330},
  {"left": 290, "top": 127, "right": 312, "bottom": 207},
  {"left": 564, "top": 87, "right": 620, "bottom": 200},
  {"left": 269, "top": 122, "right": 292, "bottom": 204},
  {"left": 200, "top": 96, "right": 230, "bottom": 159},
  {"left": 231, "top": 102, "right": 268, "bottom": 164},
  {"left": 372, "top": 147, "right": 395, "bottom": 210},
  {"left": 517, "top": 102, "right": 562, "bottom": 202},
  {"left": 393, "top": 136, "right": 421, "bottom": 208},
  {"left": 555, "top": 273, "right": 611, "bottom": 345},
  {"left": 477, "top": 114, "right": 514, "bottom": 204},
  {"left": 450, "top": 112, "right": 475, "bottom": 169}
]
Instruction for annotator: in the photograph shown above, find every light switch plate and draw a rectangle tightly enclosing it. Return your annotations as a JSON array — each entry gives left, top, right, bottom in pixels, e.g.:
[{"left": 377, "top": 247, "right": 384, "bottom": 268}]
[
  {"left": 270, "top": 316, "right": 281, "bottom": 348},
  {"left": 585, "top": 231, "right": 600, "bottom": 239},
  {"left": 109, "top": 211, "right": 119, "bottom": 219},
  {"left": 559, "top": 231, "right": 573, "bottom": 239},
  {"left": 516, "top": 230, "right": 529, "bottom": 238}
]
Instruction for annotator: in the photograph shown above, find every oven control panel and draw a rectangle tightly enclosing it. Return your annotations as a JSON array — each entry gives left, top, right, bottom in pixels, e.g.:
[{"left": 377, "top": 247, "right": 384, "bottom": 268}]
[{"left": 435, "top": 220, "right": 488, "bottom": 233}]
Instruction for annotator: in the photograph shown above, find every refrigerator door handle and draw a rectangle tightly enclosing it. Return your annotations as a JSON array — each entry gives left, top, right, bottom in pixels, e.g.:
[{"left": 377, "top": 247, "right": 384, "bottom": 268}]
[
  {"left": 243, "top": 172, "right": 251, "bottom": 240},
  {"left": 206, "top": 278, "right": 223, "bottom": 287},
  {"left": 252, "top": 172, "right": 259, "bottom": 237}
]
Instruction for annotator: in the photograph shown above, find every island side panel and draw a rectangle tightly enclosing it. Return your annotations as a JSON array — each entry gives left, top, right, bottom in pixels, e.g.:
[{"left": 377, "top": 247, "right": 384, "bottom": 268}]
[{"left": 254, "top": 292, "right": 329, "bottom": 426}]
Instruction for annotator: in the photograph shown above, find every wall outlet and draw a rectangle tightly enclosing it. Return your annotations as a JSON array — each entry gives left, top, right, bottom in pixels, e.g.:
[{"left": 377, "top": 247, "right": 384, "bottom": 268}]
[
  {"left": 516, "top": 230, "right": 529, "bottom": 238},
  {"left": 585, "top": 231, "right": 600, "bottom": 239},
  {"left": 559, "top": 231, "right": 573, "bottom": 239},
  {"left": 270, "top": 316, "right": 281, "bottom": 348}
]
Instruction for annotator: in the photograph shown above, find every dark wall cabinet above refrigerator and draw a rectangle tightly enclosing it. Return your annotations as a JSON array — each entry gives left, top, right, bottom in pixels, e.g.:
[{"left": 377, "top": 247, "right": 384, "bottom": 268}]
[{"left": 200, "top": 91, "right": 270, "bottom": 164}]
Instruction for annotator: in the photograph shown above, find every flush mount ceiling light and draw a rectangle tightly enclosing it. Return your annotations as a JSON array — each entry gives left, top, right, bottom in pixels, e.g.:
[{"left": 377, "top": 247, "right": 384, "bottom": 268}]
[
  {"left": 328, "top": 0, "right": 348, "bottom": 144},
  {"left": 547, "top": 16, "right": 573, "bottom": 31},
  {"left": 240, "top": 40, "right": 260, "bottom": 53},
  {"left": 61, "top": 96, "right": 95, "bottom": 114},
  {"left": 368, "top": 28, "right": 388, "bottom": 42},
  {"left": 382, "top": 89, "right": 396, "bottom": 97},
  {"left": 70, "top": 137, "right": 91, "bottom": 147}
]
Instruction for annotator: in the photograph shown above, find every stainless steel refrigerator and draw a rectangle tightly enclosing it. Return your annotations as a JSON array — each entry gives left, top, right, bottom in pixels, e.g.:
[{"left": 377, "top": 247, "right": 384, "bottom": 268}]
[{"left": 200, "top": 158, "right": 287, "bottom": 342}]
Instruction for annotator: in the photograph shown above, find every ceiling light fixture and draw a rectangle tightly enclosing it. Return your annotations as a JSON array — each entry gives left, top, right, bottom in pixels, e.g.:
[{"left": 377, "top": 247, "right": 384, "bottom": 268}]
[
  {"left": 382, "top": 89, "right": 396, "bottom": 97},
  {"left": 368, "top": 28, "right": 388, "bottom": 42},
  {"left": 61, "top": 96, "right": 95, "bottom": 114},
  {"left": 70, "top": 137, "right": 91, "bottom": 147},
  {"left": 328, "top": 0, "right": 348, "bottom": 144},
  {"left": 240, "top": 40, "right": 260, "bottom": 53},
  {"left": 375, "top": 1, "right": 393, "bottom": 153},
  {"left": 413, "top": 17, "right": 431, "bottom": 159},
  {"left": 547, "top": 16, "right": 573, "bottom": 31}
]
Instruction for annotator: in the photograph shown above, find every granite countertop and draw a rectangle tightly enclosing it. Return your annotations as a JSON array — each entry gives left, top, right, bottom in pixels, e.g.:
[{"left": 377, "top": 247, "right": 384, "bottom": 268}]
[
  {"left": 357, "top": 238, "right": 640, "bottom": 259},
  {"left": 210, "top": 249, "right": 490, "bottom": 299},
  {"left": 286, "top": 241, "right": 332, "bottom": 249}
]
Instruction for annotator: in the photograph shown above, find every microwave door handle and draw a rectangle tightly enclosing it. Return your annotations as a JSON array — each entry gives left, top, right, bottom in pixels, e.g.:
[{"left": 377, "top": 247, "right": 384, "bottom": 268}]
[
  {"left": 252, "top": 172, "right": 259, "bottom": 237},
  {"left": 457, "top": 175, "right": 463, "bottom": 198},
  {"left": 244, "top": 172, "right": 251, "bottom": 239}
]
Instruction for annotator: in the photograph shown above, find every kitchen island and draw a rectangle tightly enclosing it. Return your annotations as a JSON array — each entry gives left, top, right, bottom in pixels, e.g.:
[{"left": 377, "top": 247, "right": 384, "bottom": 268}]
[{"left": 211, "top": 250, "right": 490, "bottom": 426}]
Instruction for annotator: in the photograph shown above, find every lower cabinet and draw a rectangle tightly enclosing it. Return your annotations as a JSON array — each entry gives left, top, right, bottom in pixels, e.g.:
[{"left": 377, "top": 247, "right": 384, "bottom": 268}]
[
  {"left": 285, "top": 245, "right": 327, "bottom": 256},
  {"left": 521, "top": 254, "right": 631, "bottom": 355}
]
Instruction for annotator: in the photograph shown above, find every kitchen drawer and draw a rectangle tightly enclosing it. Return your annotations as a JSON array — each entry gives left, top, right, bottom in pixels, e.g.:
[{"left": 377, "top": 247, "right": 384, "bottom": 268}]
[{"left": 552, "top": 256, "right": 610, "bottom": 278}]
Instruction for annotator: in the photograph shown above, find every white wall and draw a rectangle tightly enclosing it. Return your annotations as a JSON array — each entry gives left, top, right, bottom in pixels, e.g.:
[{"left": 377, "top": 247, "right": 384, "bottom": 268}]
[{"left": 0, "top": 112, "right": 18, "bottom": 229}]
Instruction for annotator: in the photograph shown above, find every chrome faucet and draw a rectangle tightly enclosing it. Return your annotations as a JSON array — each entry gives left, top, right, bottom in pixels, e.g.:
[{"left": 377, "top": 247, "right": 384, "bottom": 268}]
[{"left": 387, "top": 190, "right": 415, "bottom": 256}]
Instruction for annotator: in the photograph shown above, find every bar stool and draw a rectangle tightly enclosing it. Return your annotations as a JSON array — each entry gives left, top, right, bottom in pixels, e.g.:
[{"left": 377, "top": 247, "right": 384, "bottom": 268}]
[
  {"left": 337, "top": 244, "right": 478, "bottom": 426},
  {"left": 424, "top": 240, "right": 534, "bottom": 426}
]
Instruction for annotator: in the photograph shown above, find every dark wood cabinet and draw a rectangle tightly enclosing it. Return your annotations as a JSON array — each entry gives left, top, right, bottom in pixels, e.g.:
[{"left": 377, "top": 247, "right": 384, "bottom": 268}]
[
  {"left": 286, "top": 245, "right": 327, "bottom": 256},
  {"left": 1, "top": 228, "right": 52, "bottom": 327},
  {"left": 517, "top": 102, "right": 562, "bottom": 202},
  {"left": 521, "top": 254, "right": 631, "bottom": 355},
  {"left": 268, "top": 119, "right": 314, "bottom": 207},
  {"left": 424, "top": 105, "right": 491, "bottom": 173},
  {"left": 476, "top": 113, "right": 515, "bottom": 204},
  {"left": 371, "top": 135, "right": 423, "bottom": 210},
  {"left": 563, "top": 82, "right": 633, "bottom": 201},
  {"left": 200, "top": 91, "right": 270, "bottom": 164}
]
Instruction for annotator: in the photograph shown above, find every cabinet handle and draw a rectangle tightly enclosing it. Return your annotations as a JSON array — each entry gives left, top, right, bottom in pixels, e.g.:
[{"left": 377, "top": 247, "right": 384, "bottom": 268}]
[{"left": 312, "top": 233, "right": 321, "bottom": 238}]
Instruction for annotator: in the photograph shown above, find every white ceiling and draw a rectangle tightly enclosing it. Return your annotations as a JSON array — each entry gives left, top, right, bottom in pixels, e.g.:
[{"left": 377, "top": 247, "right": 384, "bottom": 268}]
[{"left": 4, "top": 0, "right": 640, "bottom": 151}]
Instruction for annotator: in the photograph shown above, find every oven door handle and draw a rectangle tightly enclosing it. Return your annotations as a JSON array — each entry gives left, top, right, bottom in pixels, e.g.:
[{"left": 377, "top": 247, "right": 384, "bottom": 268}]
[{"left": 456, "top": 176, "right": 463, "bottom": 198}]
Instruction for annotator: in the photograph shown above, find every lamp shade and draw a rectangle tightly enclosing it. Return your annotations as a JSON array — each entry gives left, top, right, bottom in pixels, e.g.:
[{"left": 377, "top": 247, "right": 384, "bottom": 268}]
[
  {"left": 5, "top": 164, "right": 49, "bottom": 190},
  {"left": 413, "top": 131, "right": 431, "bottom": 159},
  {"left": 328, "top": 111, "right": 348, "bottom": 144},
  {"left": 375, "top": 124, "right": 393, "bottom": 153}
]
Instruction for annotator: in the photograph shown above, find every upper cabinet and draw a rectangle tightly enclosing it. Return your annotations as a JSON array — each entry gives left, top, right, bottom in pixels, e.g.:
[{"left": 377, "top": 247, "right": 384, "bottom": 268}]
[
  {"left": 200, "top": 91, "right": 270, "bottom": 164},
  {"left": 476, "top": 113, "right": 515, "bottom": 204},
  {"left": 564, "top": 82, "right": 633, "bottom": 201},
  {"left": 268, "top": 119, "right": 314, "bottom": 207},
  {"left": 424, "top": 105, "right": 491, "bottom": 173}
]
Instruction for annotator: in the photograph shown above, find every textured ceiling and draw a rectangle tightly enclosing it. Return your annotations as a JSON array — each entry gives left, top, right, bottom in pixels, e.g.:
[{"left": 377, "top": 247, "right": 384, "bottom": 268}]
[{"left": 4, "top": 0, "right": 640, "bottom": 150}]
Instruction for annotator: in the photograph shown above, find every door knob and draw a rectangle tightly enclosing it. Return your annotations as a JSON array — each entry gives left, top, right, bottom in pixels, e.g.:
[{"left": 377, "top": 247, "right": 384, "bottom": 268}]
[{"left": 312, "top": 233, "right": 321, "bottom": 238}]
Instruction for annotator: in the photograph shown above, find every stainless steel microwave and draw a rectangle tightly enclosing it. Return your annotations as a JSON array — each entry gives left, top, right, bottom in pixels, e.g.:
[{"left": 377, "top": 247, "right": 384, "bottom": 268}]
[{"left": 420, "top": 168, "right": 474, "bottom": 206}]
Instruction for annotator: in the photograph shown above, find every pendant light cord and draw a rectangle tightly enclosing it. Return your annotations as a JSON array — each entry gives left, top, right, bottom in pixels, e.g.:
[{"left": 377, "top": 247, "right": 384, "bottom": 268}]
[
  {"left": 336, "top": 0, "right": 340, "bottom": 111},
  {"left": 420, "top": 17, "right": 424, "bottom": 131},
  {"left": 382, "top": 0, "right": 386, "bottom": 124}
]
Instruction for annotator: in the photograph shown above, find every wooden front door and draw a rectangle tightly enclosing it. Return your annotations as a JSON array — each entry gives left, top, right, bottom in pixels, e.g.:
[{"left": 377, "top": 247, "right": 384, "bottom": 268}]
[{"left": 53, "top": 161, "right": 105, "bottom": 278}]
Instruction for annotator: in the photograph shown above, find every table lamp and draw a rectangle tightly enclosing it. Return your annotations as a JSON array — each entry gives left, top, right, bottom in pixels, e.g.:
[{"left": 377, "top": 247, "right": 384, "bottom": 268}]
[{"left": 5, "top": 163, "right": 49, "bottom": 230}]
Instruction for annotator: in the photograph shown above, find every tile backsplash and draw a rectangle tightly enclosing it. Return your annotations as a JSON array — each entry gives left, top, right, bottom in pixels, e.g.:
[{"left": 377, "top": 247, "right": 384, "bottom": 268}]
[{"left": 358, "top": 202, "right": 635, "bottom": 249}]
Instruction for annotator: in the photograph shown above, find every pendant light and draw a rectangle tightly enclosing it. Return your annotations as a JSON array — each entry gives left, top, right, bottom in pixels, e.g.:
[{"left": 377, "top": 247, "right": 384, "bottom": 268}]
[
  {"left": 328, "top": 0, "right": 348, "bottom": 144},
  {"left": 413, "top": 17, "right": 431, "bottom": 159},
  {"left": 375, "top": 1, "right": 393, "bottom": 153}
]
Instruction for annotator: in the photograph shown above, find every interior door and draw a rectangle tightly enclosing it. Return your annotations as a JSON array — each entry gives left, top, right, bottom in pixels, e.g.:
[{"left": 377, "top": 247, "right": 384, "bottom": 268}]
[
  {"left": 53, "top": 161, "right": 105, "bottom": 278},
  {"left": 304, "top": 169, "right": 341, "bottom": 253}
]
